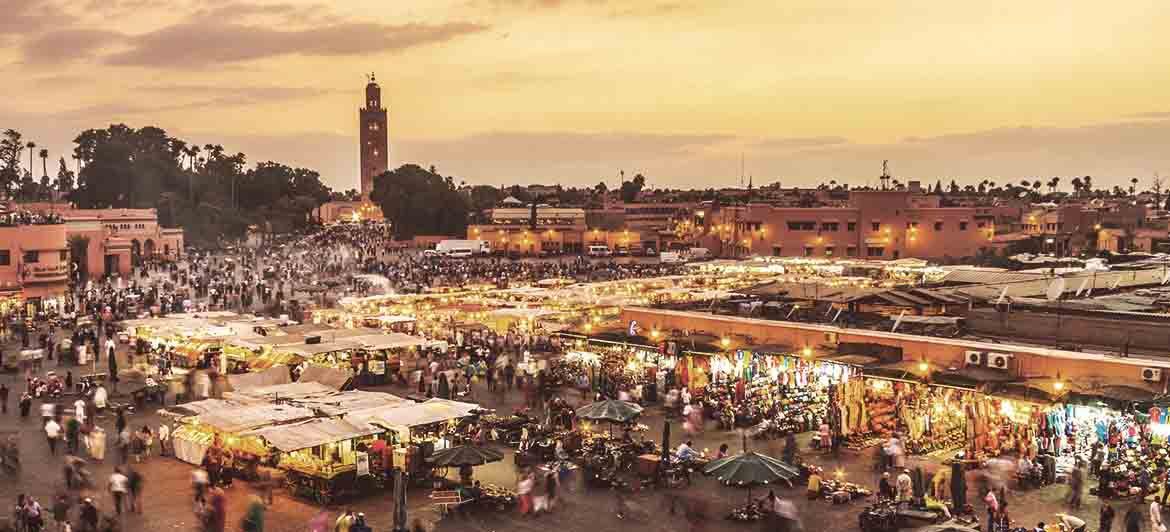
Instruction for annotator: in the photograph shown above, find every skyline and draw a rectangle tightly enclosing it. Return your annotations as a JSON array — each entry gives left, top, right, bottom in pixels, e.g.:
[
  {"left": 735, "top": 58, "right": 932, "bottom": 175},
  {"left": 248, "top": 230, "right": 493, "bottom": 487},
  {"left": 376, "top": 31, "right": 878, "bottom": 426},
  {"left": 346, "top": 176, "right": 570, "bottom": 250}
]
[{"left": 3, "top": 0, "right": 1170, "bottom": 192}]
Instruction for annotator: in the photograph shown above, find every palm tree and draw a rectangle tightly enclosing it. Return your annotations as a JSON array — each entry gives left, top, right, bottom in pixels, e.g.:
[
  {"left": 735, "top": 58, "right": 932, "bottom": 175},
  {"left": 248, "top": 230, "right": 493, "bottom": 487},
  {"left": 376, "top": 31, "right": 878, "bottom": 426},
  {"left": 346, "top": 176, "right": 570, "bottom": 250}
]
[
  {"left": 1083, "top": 176, "right": 1093, "bottom": 196},
  {"left": 1071, "top": 177, "right": 1083, "bottom": 197},
  {"left": 1032, "top": 181, "right": 1042, "bottom": 196},
  {"left": 1131, "top": 177, "right": 1139, "bottom": 196},
  {"left": 26, "top": 141, "right": 36, "bottom": 185}
]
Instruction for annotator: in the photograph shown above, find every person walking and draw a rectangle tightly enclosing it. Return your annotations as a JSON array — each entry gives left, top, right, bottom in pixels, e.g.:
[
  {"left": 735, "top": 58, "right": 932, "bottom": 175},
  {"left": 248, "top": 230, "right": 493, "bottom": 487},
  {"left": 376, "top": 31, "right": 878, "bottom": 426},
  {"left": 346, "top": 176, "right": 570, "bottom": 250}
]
[
  {"left": 78, "top": 498, "right": 99, "bottom": 532},
  {"left": 52, "top": 492, "right": 70, "bottom": 531},
  {"left": 126, "top": 467, "right": 143, "bottom": 513},
  {"left": 241, "top": 496, "right": 265, "bottom": 532},
  {"left": 46, "top": 415, "right": 62, "bottom": 455},
  {"left": 19, "top": 391, "right": 32, "bottom": 419},
  {"left": 108, "top": 467, "right": 128, "bottom": 515},
  {"left": 1069, "top": 462, "right": 1084, "bottom": 510},
  {"left": 157, "top": 423, "right": 170, "bottom": 457},
  {"left": 1152, "top": 499, "right": 1166, "bottom": 532},
  {"left": 0, "top": 382, "right": 8, "bottom": 414},
  {"left": 1126, "top": 501, "right": 1144, "bottom": 532},
  {"left": 1101, "top": 501, "right": 1116, "bottom": 532}
]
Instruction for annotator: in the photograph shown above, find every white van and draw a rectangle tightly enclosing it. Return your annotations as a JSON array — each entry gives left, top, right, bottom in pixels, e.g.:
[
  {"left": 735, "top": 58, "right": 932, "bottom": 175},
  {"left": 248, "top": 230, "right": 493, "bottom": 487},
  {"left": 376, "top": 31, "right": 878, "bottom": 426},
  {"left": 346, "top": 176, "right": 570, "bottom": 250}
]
[
  {"left": 587, "top": 245, "right": 612, "bottom": 257},
  {"left": 686, "top": 247, "right": 711, "bottom": 260},
  {"left": 659, "top": 252, "right": 685, "bottom": 264}
]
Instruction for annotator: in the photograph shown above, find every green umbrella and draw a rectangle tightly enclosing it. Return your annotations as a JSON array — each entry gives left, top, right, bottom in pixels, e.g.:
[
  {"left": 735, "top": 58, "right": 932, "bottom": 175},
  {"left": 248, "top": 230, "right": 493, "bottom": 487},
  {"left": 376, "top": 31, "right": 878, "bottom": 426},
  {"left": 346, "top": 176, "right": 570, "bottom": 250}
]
[
  {"left": 574, "top": 399, "right": 643, "bottom": 423},
  {"left": 703, "top": 450, "right": 800, "bottom": 503},
  {"left": 426, "top": 445, "right": 504, "bottom": 467}
]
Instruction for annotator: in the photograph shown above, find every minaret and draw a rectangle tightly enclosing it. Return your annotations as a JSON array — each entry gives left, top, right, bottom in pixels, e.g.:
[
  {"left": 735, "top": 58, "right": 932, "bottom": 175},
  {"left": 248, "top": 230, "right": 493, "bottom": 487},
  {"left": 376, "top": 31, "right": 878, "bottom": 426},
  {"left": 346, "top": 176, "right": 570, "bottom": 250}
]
[{"left": 359, "top": 73, "right": 388, "bottom": 198}]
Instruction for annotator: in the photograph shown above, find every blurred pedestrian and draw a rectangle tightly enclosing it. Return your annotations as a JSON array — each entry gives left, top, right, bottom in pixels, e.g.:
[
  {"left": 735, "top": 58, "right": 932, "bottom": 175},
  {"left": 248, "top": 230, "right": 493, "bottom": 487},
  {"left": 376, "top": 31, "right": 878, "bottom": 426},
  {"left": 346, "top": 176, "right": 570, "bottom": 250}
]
[
  {"left": 241, "top": 496, "right": 265, "bottom": 532},
  {"left": 107, "top": 467, "right": 127, "bottom": 515}
]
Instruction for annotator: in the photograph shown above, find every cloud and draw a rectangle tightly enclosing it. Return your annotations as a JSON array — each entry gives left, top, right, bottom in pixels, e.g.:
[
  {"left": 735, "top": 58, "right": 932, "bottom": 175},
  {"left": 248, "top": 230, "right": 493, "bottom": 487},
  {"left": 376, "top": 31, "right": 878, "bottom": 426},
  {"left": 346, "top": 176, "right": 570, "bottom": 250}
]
[
  {"left": 22, "top": 29, "right": 123, "bottom": 64},
  {"left": 752, "top": 136, "right": 850, "bottom": 150},
  {"left": 133, "top": 84, "right": 340, "bottom": 101},
  {"left": 105, "top": 20, "right": 490, "bottom": 67},
  {"left": 0, "top": 0, "right": 75, "bottom": 36}
]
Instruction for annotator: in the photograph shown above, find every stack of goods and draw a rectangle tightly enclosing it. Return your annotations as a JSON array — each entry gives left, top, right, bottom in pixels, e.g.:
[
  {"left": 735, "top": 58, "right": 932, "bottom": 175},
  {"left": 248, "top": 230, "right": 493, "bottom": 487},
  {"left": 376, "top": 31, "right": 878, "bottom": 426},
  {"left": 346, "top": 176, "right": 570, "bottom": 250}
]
[
  {"left": 857, "top": 501, "right": 899, "bottom": 532},
  {"left": 865, "top": 395, "right": 898, "bottom": 438},
  {"left": 774, "top": 385, "right": 827, "bottom": 434},
  {"left": 817, "top": 478, "right": 873, "bottom": 502},
  {"left": 727, "top": 502, "right": 767, "bottom": 522},
  {"left": 844, "top": 434, "right": 886, "bottom": 451},
  {"left": 479, "top": 484, "right": 517, "bottom": 509}
]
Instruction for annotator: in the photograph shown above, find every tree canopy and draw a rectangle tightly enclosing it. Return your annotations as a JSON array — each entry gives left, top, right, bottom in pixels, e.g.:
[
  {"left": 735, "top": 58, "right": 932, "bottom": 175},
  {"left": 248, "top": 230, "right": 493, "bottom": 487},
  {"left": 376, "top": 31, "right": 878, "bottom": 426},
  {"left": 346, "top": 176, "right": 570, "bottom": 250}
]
[
  {"left": 60, "top": 124, "right": 334, "bottom": 243},
  {"left": 370, "top": 164, "right": 469, "bottom": 240}
]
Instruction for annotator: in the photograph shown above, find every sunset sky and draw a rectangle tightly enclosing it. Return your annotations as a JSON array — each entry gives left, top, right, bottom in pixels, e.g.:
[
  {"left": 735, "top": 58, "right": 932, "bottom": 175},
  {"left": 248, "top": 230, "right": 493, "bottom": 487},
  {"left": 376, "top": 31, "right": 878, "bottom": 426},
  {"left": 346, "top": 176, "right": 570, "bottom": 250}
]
[{"left": 2, "top": 0, "right": 1170, "bottom": 191}]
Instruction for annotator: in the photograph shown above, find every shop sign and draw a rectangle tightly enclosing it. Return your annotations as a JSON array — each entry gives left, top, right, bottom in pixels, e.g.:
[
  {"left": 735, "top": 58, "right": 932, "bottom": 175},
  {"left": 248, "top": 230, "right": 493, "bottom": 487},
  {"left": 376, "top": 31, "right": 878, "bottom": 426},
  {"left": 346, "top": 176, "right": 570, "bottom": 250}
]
[
  {"left": 356, "top": 451, "right": 370, "bottom": 477},
  {"left": 368, "top": 360, "right": 386, "bottom": 375}
]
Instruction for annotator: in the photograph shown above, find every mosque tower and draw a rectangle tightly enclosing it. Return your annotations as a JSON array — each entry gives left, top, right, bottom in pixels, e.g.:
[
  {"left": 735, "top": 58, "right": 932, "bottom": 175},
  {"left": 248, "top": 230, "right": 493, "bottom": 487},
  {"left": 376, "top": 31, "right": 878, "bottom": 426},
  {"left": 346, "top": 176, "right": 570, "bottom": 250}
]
[{"left": 359, "top": 73, "right": 388, "bottom": 197}]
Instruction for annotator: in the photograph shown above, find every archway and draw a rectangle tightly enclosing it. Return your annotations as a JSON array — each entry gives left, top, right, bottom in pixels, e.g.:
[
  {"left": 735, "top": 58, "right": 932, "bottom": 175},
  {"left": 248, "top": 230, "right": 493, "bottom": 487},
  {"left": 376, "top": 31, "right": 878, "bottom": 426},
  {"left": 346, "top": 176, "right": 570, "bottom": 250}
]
[
  {"left": 131, "top": 239, "right": 142, "bottom": 266},
  {"left": 144, "top": 239, "right": 155, "bottom": 259}
]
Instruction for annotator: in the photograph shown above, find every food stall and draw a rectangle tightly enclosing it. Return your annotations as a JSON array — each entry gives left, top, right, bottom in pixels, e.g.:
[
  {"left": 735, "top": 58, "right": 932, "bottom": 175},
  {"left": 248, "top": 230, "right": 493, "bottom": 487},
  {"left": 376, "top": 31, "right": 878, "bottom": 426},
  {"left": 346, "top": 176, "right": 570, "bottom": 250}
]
[
  {"left": 351, "top": 398, "right": 481, "bottom": 478},
  {"left": 246, "top": 417, "right": 383, "bottom": 504},
  {"left": 167, "top": 400, "right": 315, "bottom": 466}
]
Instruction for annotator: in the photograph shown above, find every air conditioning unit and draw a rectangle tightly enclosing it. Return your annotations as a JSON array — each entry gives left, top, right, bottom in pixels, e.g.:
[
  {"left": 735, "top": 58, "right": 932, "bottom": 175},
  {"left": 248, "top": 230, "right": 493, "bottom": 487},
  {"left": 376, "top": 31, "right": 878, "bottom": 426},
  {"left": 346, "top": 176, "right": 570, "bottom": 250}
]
[
  {"left": 1142, "top": 368, "right": 1163, "bottom": 382},
  {"left": 964, "top": 351, "right": 985, "bottom": 367},
  {"left": 987, "top": 353, "right": 1013, "bottom": 370}
]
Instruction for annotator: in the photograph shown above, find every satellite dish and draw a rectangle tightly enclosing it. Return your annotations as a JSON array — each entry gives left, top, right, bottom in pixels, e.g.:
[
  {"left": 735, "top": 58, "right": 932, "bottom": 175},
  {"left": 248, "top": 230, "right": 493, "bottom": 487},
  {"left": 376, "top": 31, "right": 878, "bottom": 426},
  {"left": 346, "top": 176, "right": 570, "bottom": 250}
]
[{"left": 1046, "top": 278, "right": 1066, "bottom": 301}]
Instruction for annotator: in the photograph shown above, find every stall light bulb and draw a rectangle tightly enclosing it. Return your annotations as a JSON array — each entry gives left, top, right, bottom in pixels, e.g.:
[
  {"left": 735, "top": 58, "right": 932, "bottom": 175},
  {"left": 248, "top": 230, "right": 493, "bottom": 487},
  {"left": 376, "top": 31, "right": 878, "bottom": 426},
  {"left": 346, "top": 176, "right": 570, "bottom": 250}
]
[
  {"left": 1054, "top": 381, "right": 1064, "bottom": 391},
  {"left": 918, "top": 361, "right": 929, "bottom": 373}
]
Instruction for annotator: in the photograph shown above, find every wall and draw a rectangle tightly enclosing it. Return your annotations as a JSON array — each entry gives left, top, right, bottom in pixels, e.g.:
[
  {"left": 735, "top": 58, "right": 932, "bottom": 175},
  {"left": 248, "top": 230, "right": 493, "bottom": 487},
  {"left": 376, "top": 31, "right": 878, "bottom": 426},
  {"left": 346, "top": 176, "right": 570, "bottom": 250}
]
[
  {"left": 619, "top": 307, "right": 1170, "bottom": 387},
  {"left": 965, "top": 307, "right": 1170, "bottom": 353}
]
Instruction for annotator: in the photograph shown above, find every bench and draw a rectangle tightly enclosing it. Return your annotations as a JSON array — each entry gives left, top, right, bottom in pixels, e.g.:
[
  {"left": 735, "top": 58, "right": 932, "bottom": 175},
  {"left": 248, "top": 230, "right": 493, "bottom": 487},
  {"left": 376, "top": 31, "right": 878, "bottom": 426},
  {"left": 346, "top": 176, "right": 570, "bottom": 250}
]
[{"left": 429, "top": 489, "right": 464, "bottom": 516}]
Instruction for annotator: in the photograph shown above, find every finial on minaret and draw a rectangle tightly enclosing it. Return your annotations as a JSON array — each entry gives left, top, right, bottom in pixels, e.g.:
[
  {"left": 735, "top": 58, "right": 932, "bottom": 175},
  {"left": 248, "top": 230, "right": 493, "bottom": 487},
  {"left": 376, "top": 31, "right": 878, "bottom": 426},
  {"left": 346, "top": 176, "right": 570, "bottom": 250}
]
[{"left": 368, "top": 72, "right": 376, "bottom": 83}]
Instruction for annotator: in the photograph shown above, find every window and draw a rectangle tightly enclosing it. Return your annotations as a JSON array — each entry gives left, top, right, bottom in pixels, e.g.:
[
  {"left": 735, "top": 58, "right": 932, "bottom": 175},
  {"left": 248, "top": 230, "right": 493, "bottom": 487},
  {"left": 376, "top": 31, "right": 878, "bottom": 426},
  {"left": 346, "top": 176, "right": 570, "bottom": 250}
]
[
  {"left": 871, "top": 222, "right": 881, "bottom": 231},
  {"left": 820, "top": 222, "right": 839, "bottom": 232},
  {"left": 847, "top": 222, "right": 856, "bottom": 232},
  {"left": 786, "top": 221, "right": 816, "bottom": 231},
  {"left": 59, "top": 250, "right": 67, "bottom": 261},
  {"left": 825, "top": 246, "right": 835, "bottom": 257},
  {"left": 959, "top": 221, "right": 969, "bottom": 231},
  {"left": 368, "top": 122, "right": 380, "bottom": 131},
  {"left": 804, "top": 246, "right": 814, "bottom": 257},
  {"left": 866, "top": 247, "right": 885, "bottom": 257},
  {"left": 846, "top": 246, "right": 858, "bottom": 257},
  {"left": 0, "top": 250, "right": 8, "bottom": 266},
  {"left": 771, "top": 246, "right": 782, "bottom": 257},
  {"left": 934, "top": 222, "right": 943, "bottom": 231},
  {"left": 977, "top": 222, "right": 985, "bottom": 229},
  {"left": 23, "top": 251, "right": 39, "bottom": 263},
  {"left": 906, "top": 221, "right": 918, "bottom": 229}
]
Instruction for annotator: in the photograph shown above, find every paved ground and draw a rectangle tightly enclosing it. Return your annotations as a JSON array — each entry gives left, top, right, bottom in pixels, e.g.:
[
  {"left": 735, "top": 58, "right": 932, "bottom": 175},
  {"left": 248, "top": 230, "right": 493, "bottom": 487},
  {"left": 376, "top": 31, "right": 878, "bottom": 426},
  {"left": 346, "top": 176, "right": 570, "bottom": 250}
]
[{"left": 0, "top": 334, "right": 1120, "bottom": 532}]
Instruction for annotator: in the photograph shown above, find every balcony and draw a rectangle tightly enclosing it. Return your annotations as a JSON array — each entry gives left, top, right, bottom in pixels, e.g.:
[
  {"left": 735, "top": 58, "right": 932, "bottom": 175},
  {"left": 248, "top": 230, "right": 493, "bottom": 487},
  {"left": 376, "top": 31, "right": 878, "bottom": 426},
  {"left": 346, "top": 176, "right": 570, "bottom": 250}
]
[{"left": 22, "top": 263, "right": 70, "bottom": 283}]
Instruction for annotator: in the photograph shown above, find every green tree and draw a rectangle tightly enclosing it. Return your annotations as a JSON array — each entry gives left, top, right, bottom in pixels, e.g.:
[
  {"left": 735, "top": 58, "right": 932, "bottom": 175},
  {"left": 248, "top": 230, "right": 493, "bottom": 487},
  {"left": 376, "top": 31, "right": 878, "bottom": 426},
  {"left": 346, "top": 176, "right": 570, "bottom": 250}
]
[
  {"left": 620, "top": 173, "right": 646, "bottom": 202},
  {"left": 56, "top": 157, "right": 75, "bottom": 194},
  {"left": 370, "top": 164, "right": 469, "bottom": 240}
]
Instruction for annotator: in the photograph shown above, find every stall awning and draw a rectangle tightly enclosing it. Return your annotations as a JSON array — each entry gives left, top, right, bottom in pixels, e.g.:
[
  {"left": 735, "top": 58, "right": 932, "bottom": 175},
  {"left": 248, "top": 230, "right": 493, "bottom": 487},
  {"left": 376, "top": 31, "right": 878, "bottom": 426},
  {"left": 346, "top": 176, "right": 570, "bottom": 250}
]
[
  {"left": 291, "top": 390, "right": 408, "bottom": 416},
  {"left": 245, "top": 417, "right": 380, "bottom": 452},
  {"left": 226, "top": 366, "right": 291, "bottom": 392},
  {"left": 347, "top": 332, "right": 427, "bottom": 350},
  {"left": 352, "top": 398, "right": 480, "bottom": 430},
  {"left": 195, "top": 403, "right": 316, "bottom": 433},
  {"left": 298, "top": 366, "right": 352, "bottom": 391},
  {"left": 228, "top": 381, "right": 337, "bottom": 401}
]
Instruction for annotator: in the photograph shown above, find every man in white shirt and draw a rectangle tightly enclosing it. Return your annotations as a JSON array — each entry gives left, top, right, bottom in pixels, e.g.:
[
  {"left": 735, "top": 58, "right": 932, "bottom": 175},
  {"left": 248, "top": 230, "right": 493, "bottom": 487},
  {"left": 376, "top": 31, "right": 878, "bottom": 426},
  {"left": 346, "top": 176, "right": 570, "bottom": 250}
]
[
  {"left": 1152, "top": 500, "right": 1167, "bottom": 532},
  {"left": 158, "top": 423, "right": 171, "bottom": 456},
  {"left": 676, "top": 440, "right": 699, "bottom": 461},
  {"left": 74, "top": 399, "right": 87, "bottom": 425},
  {"left": 45, "top": 418, "right": 61, "bottom": 455},
  {"left": 108, "top": 468, "right": 129, "bottom": 515}
]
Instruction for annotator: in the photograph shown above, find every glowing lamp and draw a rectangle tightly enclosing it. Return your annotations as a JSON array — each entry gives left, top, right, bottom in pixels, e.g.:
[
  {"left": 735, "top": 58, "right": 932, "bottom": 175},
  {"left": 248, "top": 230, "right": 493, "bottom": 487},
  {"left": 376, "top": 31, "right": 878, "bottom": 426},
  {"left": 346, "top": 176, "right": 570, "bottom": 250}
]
[{"left": 721, "top": 337, "right": 730, "bottom": 348}]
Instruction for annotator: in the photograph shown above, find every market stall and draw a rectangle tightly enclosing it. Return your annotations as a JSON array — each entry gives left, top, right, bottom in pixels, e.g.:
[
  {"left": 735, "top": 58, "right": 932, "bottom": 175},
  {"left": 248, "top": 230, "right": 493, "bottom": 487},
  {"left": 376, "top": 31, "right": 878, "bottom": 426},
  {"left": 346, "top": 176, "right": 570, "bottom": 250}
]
[{"left": 247, "top": 417, "right": 383, "bottom": 504}]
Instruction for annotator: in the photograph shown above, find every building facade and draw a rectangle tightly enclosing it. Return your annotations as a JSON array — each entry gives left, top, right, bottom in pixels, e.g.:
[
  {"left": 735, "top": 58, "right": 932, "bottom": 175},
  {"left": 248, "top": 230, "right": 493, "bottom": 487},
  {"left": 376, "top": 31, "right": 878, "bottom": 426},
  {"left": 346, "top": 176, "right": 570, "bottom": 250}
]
[
  {"left": 698, "top": 190, "right": 996, "bottom": 260},
  {"left": 61, "top": 208, "right": 185, "bottom": 280},
  {"left": 0, "top": 217, "right": 69, "bottom": 314}
]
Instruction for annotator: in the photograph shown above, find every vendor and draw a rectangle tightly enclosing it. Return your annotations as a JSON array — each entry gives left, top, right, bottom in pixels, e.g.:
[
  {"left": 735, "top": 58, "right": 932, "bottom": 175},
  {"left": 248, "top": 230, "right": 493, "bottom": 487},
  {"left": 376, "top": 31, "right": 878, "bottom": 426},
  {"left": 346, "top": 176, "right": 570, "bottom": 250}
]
[
  {"left": 676, "top": 440, "right": 699, "bottom": 461},
  {"left": 1056, "top": 513, "right": 1086, "bottom": 532}
]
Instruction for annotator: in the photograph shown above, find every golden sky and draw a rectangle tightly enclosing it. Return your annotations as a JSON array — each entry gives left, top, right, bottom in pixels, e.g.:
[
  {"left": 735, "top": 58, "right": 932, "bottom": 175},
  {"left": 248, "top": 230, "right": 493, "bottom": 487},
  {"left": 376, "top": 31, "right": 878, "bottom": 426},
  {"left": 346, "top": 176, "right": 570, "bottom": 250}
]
[{"left": 2, "top": 0, "right": 1170, "bottom": 190}]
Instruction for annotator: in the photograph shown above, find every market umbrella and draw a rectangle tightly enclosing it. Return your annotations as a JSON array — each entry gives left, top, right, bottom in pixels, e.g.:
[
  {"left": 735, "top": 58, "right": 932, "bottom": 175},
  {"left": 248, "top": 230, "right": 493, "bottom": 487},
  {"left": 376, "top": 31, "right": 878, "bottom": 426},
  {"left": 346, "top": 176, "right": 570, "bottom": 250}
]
[
  {"left": 426, "top": 445, "right": 504, "bottom": 467},
  {"left": 575, "top": 399, "right": 643, "bottom": 423},
  {"left": 702, "top": 447, "right": 800, "bottom": 503}
]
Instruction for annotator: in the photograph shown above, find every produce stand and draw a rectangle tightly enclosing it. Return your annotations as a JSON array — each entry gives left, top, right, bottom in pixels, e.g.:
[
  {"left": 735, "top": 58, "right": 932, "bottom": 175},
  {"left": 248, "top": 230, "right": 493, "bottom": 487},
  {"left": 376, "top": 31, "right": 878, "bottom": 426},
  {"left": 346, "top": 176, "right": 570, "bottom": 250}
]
[{"left": 247, "top": 417, "right": 383, "bottom": 504}]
